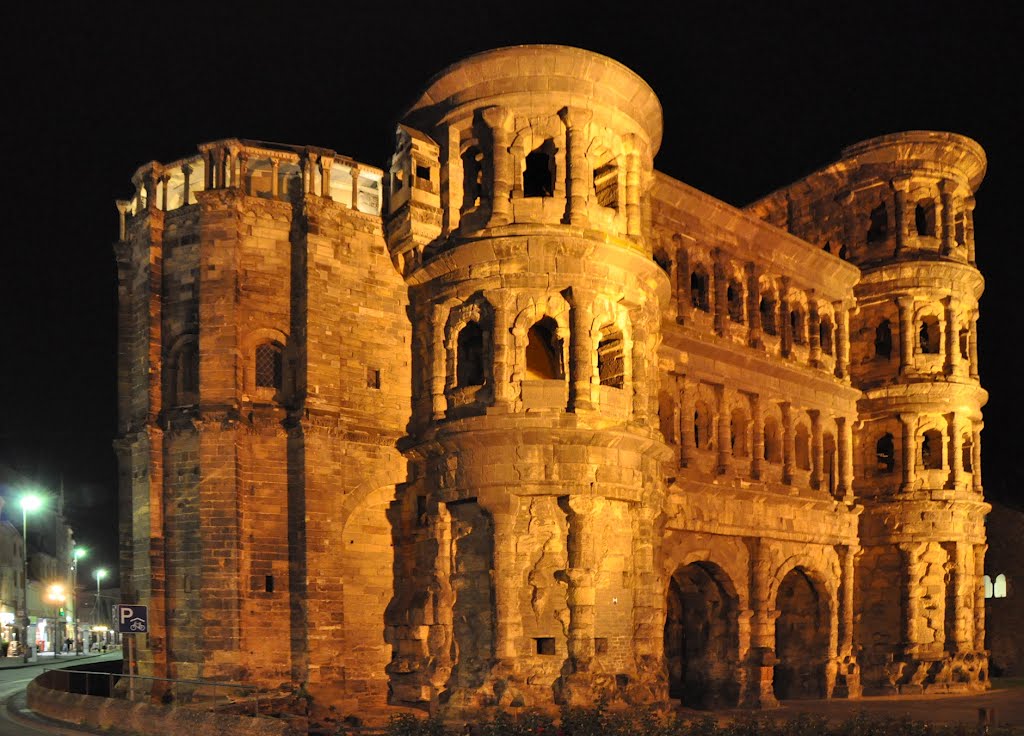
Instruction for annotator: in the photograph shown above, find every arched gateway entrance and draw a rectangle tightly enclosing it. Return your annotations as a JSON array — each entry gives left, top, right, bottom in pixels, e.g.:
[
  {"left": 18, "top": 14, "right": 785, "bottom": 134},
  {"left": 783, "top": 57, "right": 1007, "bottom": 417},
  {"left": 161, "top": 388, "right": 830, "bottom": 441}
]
[
  {"left": 773, "top": 567, "right": 830, "bottom": 700},
  {"left": 664, "top": 563, "right": 740, "bottom": 708}
]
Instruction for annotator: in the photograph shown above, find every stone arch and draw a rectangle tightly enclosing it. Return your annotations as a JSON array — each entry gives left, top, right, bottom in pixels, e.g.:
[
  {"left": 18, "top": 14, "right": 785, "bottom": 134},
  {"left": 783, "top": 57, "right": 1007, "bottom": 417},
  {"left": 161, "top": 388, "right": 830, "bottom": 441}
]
[
  {"left": 444, "top": 295, "right": 494, "bottom": 392},
  {"left": 512, "top": 294, "right": 571, "bottom": 387},
  {"left": 511, "top": 116, "right": 564, "bottom": 197},
  {"left": 591, "top": 299, "right": 632, "bottom": 391},
  {"left": 770, "top": 556, "right": 835, "bottom": 701},
  {"left": 915, "top": 302, "right": 945, "bottom": 357},
  {"left": 340, "top": 483, "right": 398, "bottom": 704},
  {"left": 786, "top": 289, "right": 809, "bottom": 346},
  {"left": 758, "top": 274, "right": 781, "bottom": 337}
]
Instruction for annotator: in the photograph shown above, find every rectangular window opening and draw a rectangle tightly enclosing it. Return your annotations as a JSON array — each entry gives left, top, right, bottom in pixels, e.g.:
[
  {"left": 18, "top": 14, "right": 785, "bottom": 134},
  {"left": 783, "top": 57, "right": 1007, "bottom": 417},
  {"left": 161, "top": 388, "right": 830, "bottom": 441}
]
[
  {"left": 367, "top": 367, "right": 381, "bottom": 389},
  {"left": 265, "top": 574, "right": 275, "bottom": 593},
  {"left": 534, "top": 637, "right": 556, "bottom": 655},
  {"left": 594, "top": 637, "right": 609, "bottom": 655}
]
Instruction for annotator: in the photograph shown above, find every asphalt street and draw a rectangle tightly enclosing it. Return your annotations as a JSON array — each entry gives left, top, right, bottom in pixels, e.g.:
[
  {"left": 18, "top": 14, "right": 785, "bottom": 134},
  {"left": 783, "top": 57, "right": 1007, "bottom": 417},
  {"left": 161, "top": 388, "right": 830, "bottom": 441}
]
[{"left": 0, "top": 653, "right": 120, "bottom": 736}]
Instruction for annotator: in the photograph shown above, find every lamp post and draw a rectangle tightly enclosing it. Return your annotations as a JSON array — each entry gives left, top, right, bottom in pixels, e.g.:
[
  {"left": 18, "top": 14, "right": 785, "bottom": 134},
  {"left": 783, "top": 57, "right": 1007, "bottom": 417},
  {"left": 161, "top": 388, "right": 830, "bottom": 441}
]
[
  {"left": 46, "top": 584, "right": 66, "bottom": 657},
  {"left": 93, "top": 569, "right": 107, "bottom": 652},
  {"left": 72, "top": 547, "right": 86, "bottom": 655},
  {"left": 19, "top": 494, "right": 43, "bottom": 663}
]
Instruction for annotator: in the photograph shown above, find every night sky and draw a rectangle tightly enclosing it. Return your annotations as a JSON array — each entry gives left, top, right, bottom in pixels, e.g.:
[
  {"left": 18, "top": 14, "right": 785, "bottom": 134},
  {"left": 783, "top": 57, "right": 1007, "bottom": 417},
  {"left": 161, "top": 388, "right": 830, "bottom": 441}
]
[{"left": 2, "top": 3, "right": 1021, "bottom": 577}]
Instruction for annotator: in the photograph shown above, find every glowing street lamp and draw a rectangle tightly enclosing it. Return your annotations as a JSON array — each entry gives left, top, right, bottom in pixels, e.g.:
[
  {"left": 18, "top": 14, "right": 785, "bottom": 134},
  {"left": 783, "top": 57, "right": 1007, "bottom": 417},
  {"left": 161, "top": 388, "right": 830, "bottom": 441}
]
[
  {"left": 19, "top": 493, "right": 43, "bottom": 662},
  {"left": 46, "top": 583, "right": 66, "bottom": 657},
  {"left": 93, "top": 568, "right": 108, "bottom": 653}
]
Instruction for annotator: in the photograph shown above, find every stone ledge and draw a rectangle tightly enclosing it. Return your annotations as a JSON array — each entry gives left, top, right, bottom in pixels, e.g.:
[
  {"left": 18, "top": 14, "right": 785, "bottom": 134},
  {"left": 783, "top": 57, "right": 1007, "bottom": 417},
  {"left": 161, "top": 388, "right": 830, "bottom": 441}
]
[{"left": 27, "top": 679, "right": 297, "bottom": 736}]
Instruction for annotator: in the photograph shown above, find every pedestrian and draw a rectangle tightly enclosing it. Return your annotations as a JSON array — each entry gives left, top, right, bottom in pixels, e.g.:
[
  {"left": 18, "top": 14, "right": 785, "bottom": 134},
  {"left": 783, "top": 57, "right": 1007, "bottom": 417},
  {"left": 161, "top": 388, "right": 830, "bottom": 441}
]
[{"left": 64, "top": 637, "right": 73, "bottom": 653}]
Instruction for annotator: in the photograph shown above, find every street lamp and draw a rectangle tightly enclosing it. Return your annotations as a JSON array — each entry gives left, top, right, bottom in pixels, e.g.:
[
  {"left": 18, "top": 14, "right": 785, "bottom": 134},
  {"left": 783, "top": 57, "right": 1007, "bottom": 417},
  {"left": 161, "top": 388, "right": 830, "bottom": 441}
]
[
  {"left": 46, "top": 584, "right": 66, "bottom": 657},
  {"left": 19, "top": 493, "right": 43, "bottom": 663},
  {"left": 72, "top": 547, "right": 86, "bottom": 655},
  {"left": 93, "top": 568, "right": 107, "bottom": 652}
]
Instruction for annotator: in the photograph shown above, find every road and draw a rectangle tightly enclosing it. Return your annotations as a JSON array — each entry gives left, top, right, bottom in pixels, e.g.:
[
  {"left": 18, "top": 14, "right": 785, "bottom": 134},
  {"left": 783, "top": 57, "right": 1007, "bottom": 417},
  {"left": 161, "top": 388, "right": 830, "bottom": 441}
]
[{"left": 0, "top": 653, "right": 120, "bottom": 736}]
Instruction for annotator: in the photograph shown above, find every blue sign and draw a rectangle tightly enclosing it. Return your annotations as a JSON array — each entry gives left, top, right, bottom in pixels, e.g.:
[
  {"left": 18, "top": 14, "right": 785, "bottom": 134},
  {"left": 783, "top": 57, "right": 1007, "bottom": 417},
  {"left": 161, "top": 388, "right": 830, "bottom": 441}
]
[{"left": 116, "top": 604, "right": 149, "bottom": 633}]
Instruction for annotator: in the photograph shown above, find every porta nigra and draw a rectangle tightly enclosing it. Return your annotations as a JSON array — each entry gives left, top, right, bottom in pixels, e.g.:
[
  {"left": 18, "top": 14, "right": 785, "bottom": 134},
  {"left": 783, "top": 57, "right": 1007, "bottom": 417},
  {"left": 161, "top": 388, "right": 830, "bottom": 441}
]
[{"left": 114, "top": 45, "right": 990, "bottom": 717}]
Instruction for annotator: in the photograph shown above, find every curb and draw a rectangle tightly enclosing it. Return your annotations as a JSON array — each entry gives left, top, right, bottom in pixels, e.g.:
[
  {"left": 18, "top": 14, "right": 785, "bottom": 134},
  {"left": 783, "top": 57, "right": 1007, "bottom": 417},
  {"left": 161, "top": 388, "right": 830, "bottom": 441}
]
[
  {"left": 5, "top": 688, "right": 98, "bottom": 736},
  {"left": 0, "top": 652, "right": 119, "bottom": 671}
]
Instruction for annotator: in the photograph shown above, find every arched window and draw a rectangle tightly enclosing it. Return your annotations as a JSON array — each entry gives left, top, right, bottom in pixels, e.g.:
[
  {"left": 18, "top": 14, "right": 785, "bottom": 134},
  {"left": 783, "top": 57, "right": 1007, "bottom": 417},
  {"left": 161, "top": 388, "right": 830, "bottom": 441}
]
[
  {"left": 694, "top": 401, "right": 714, "bottom": 451},
  {"left": 962, "top": 432, "right": 974, "bottom": 472},
  {"left": 795, "top": 424, "right": 811, "bottom": 471},
  {"left": 875, "top": 319, "right": 893, "bottom": 359},
  {"left": 921, "top": 429, "right": 943, "bottom": 470},
  {"left": 790, "top": 305, "right": 806, "bottom": 345},
  {"left": 175, "top": 341, "right": 199, "bottom": 404},
  {"left": 690, "top": 267, "right": 710, "bottom": 312},
  {"left": 456, "top": 321, "right": 485, "bottom": 387},
  {"left": 867, "top": 202, "right": 888, "bottom": 243},
  {"left": 763, "top": 417, "right": 782, "bottom": 463},
  {"left": 994, "top": 574, "right": 1008, "bottom": 599},
  {"left": 959, "top": 326, "right": 970, "bottom": 360},
  {"left": 597, "top": 324, "right": 625, "bottom": 388},
  {"left": 524, "top": 145, "right": 554, "bottom": 197},
  {"left": 730, "top": 408, "right": 749, "bottom": 457},
  {"left": 727, "top": 280, "right": 744, "bottom": 323},
  {"left": 461, "top": 146, "right": 482, "bottom": 211},
  {"left": 819, "top": 316, "right": 834, "bottom": 355},
  {"left": 525, "top": 316, "right": 563, "bottom": 379},
  {"left": 760, "top": 295, "right": 777, "bottom": 335},
  {"left": 984, "top": 575, "right": 993, "bottom": 599},
  {"left": 876, "top": 433, "right": 895, "bottom": 474},
  {"left": 920, "top": 316, "right": 940, "bottom": 354},
  {"left": 915, "top": 200, "right": 936, "bottom": 237},
  {"left": 255, "top": 342, "right": 283, "bottom": 390}
]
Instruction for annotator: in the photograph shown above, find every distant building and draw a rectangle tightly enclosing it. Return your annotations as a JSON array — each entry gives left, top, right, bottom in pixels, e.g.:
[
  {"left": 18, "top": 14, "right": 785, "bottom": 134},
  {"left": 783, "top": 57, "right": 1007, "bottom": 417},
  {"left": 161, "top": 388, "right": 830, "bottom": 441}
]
[
  {"left": 985, "top": 502, "right": 1023, "bottom": 676},
  {"left": 116, "top": 45, "right": 990, "bottom": 718}
]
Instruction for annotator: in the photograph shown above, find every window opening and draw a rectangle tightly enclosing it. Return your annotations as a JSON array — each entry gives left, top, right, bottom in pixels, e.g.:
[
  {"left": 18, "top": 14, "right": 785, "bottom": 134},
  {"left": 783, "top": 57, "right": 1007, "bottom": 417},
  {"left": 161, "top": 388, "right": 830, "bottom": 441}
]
[
  {"left": 525, "top": 317, "right": 564, "bottom": 379},
  {"left": 867, "top": 202, "right": 888, "bottom": 243},
  {"left": 415, "top": 164, "right": 430, "bottom": 181},
  {"left": 819, "top": 317, "right": 834, "bottom": 355},
  {"left": 416, "top": 495, "right": 429, "bottom": 527},
  {"left": 920, "top": 317, "right": 940, "bottom": 354},
  {"left": 461, "top": 147, "right": 482, "bottom": 211},
  {"left": 763, "top": 417, "right": 782, "bottom": 463},
  {"left": 597, "top": 325, "right": 625, "bottom": 388},
  {"left": 534, "top": 637, "right": 556, "bottom": 655},
  {"left": 760, "top": 295, "right": 777, "bottom": 335},
  {"left": 727, "top": 281, "right": 744, "bottom": 323},
  {"left": 690, "top": 267, "right": 710, "bottom": 312},
  {"left": 265, "top": 575, "right": 274, "bottom": 593},
  {"left": 954, "top": 212, "right": 966, "bottom": 246},
  {"left": 594, "top": 637, "right": 609, "bottom": 654},
  {"left": 790, "top": 307, "right": 805, "bottom": 345},
  {"left": 875, "top": 319, "right": 893, "bottom": 359},
  {"left": 255, "top": 343, "right": 283, "bottom": 390},
  {"left": 993, "top": 574, "right": 1007, "bottom": 599},
  {"left": 730, "top": 409, "right": 749, "bottom": 457},
  {"left": 962, "top": 433, "right": 973, "bottom": 472},
  {"left": 921, "top": 429, "right": 943, "bottom": 470},
  {"left": 593, "top": 162, "right": 618, "bottom": 208},
  {"left": 456, "top": 321, "right": 485, "bottom": 387},
  {"left": 694, "top": 401, "right": 713, "bottom": 451},
  {"left": 524, "top": 146, "right": 554, "bottom": 197},
  {"left": 984, "top": 575, "right": 993, "bottom": 599},
  {"left": 915, "top": 201, "right": 936, "bottom": 237},
  {"left": 366, "top": 367, "right": 381, "bottom": 389},
  {"left": 795, "top": 424, "right": 811, "bottom": 471},
  {"left": 876, "top": 433, "right": 895, "bottom": 474},
  {"left": 959, "top": 326, "right": 970, "bottom": 360}
]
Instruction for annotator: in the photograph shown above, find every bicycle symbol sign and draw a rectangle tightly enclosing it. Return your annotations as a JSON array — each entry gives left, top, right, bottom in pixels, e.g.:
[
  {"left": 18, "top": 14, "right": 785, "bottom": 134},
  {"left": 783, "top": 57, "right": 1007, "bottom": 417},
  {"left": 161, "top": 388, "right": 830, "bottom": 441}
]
[{"left": 116, "top": 604, "right": 149, "bottom": 634}]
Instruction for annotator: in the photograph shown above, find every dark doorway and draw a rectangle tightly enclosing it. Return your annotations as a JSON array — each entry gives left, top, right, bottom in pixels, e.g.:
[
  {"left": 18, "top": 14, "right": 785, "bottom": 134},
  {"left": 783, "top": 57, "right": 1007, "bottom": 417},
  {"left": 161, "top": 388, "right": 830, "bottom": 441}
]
[{"left": 774, "top": 568, "right": 829, "bottom": 700}]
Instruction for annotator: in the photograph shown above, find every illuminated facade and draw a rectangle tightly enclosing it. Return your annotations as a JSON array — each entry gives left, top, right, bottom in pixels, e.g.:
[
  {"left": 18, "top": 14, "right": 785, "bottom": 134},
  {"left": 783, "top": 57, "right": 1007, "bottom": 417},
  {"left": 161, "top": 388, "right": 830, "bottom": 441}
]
[{"left": 116, "top": 46, "right": 989, "bottom": 717}]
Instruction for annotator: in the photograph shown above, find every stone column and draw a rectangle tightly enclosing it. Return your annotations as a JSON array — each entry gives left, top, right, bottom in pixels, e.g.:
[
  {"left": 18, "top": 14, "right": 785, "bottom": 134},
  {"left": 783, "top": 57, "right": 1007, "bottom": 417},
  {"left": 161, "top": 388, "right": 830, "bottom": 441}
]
[
  {"left": 302, "top": 152, "right": 317, "bottom": 196},
  {"left": 159, "top": 173, "right": 170, "bottom": 211},
  {"left": 631, "top": 505, "right": 662, "bottom": 681},
  {"left": 810, "top": 410, "right": 823, "bottom": 490},
  {"left": 899, "top": 542, "right": 926, "bottom": 658},
  {"left": 430, "top": 303, "right": 449, "bottom": 421},
  {"left": 480, "top": 493, "right": 522, "bottom": 666},
  {"left": 897, "top": 296, "right": 915, "bottom": 375},
  {"left": 939, "top": 179, "right": 956, "bottom": 255},
  {"left": 559, "top": 107, "right": 592, "bottom": 227},
  {"left": 834, "top": 301, "right": 850, "bottom": 380},
  {"left": 484, "top": 289, "right": 514, "bottom": 408},
  {"left": 349, "top": 165, "right": 361, "bottom": 210},
  {"left": 320, "top": 156, "right": 333, "bottom": 199},
  {"left": 563, "top": 496, "right": 598, "bottom": 693},
  {"left": 713, "top": 252, "right": 727, "bottom": 336},
  {"left": 115, "top": 200, "right": 132, "bottom": 241},
  {"left": 965, "top": 196, "right": 977, "bottom": 264},
  {"left": 631, "top": 318, "right": 653, "bottom": 424},
  {"left": 833, "top": 544, "right": 862, "bottom": 697},
  {"left": 716, "top": 384, "right": 731, "bottom": 476},
  {"left": 181, "top": 163, "right": 193, "bottom": 206},
  {"left": 808, "top": 300, "right": 822, "bottom": 366},
  {"left": 948, "top": 413, "right": 964, "bottom": 489},
  {"left": 972, "top": 422, "right": 983, "bottom": 493},
  {"left": 270, "top": 159, "right": 280, "bottom": 199},
  {"left": 950, "top": 542, "right": 972, "bottom": 654},
  {"left": 899, "top": 414, "right": 918, "bottom": 491},
  {"left": 744, "top": 536, "right": 778, "bottom": 707},
  {"left": 892, "top": 176, "right": 911, "bottom": 254},
  {"left": 973, "top": 545, "right": 987, "bottom": 652},
  {"left": 968, "top": 311, "right": 980, "bottom": 378},
  {"left": 236, "top": 152, "right": 248, "bottom": 195},
  {"left": 750, "top": 393, "right": 763, "bottom": 480},
  {"left": 747, "top": 263, "right": 762, "bottom": 347},
  {"left": 204, "top": 148, "right": 215, "bottom": 189},
  {"left": 780, "top": 283, "right": 792, "bottom": 357},
  {"left": 835, "top": 417, "right": 854, "bottom": 502},
  {"left": 567, "top": 287, "right": 595, "bottom": 412},
  {"left": 781, "top": 402, "right": 794, "bottom": 485},
  {"left": 679, "top": 376, "right": 695, "bottom": 468},
  {"left": 482, "top": 106, "right": 514, "bottom": 227},
  {"left": 944, "top": 296, "right": 960, "bottom": 375},
  {"left": 624, "top": 136, "right": 642, "bottom": 237},
  {"left": 225, "top": 147, "right": 237, "bottom": 189},
  {"left": 441, "top": 125, "right": 461, "bottom": 233}
]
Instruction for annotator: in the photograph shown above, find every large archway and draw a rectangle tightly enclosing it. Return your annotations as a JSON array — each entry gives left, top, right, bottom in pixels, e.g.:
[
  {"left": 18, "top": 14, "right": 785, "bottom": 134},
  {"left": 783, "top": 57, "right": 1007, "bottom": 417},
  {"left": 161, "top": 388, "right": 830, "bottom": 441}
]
[
  {"left": 664, "top": 562, "right": 740, "bottom": 708},
  {"left": 773, "top": 567, "right": 829, "bottom": 700}
]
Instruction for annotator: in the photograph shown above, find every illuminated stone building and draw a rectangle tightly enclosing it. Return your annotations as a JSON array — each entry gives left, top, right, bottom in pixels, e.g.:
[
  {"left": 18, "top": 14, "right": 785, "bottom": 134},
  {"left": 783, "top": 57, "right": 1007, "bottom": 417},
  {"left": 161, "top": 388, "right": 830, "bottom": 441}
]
[{"left": 115, "top": 45, "right": 990, "bottom": 717}]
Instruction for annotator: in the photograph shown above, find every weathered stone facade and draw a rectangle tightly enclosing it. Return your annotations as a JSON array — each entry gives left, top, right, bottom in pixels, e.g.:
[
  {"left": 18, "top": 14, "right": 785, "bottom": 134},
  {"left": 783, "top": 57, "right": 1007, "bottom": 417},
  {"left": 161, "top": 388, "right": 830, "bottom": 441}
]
[{"left": 115, "top": 46, "right": 990, "bottom": 717}]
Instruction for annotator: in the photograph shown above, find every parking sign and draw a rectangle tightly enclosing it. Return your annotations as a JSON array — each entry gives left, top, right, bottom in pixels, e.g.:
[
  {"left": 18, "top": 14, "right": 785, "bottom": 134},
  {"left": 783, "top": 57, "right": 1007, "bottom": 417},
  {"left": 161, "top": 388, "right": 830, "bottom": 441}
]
[{"left": 116, "top": 604, "right": 149, "bottom": 634}]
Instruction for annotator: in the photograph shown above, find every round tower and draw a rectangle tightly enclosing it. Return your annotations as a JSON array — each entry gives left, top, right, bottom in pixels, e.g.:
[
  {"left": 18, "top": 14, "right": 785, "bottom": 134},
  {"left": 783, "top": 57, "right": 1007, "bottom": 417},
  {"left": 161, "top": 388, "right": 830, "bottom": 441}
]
[
  {"left": 383, "top": 45, "right": 671, "bottom": 712},
  {"left": 837, "top": 133, "right": 990, "bottom": 692}
]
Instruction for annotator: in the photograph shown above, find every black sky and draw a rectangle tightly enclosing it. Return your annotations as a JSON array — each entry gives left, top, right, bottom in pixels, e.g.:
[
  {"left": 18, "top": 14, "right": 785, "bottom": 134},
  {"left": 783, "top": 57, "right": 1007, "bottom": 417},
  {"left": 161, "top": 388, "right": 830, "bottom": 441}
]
[{"left": 2, "top": 1, "right": 1022, "bottom": 573}]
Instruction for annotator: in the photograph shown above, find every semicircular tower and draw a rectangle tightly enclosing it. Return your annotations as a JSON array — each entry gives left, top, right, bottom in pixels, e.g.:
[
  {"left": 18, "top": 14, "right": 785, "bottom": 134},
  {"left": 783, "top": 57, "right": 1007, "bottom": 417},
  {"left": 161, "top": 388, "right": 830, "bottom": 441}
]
[{"left": 383, "top": 45, "right": 671, "bottom": 713}]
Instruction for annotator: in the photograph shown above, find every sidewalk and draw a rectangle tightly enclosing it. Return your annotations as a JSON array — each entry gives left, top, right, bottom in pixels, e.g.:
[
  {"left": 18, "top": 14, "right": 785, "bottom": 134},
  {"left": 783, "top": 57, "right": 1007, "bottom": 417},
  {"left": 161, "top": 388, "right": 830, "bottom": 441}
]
[{"left": 0, "top": 650, "right": 120, "bottom": 670}]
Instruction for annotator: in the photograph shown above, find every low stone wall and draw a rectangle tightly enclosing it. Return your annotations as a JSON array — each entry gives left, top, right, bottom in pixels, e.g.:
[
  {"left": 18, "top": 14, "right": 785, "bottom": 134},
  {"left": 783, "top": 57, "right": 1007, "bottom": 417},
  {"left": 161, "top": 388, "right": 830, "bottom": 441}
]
[{"left": 27, "top": 679, "right": 297, "bottom": 736}]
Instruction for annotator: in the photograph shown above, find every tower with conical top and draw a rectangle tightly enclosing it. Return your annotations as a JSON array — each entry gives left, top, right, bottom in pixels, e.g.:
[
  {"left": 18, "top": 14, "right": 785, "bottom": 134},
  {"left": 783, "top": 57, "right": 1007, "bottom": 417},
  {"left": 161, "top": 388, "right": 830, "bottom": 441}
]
[
  {"left": 383, "top": 45, "right": 670, "bottom": 712},
  {"left": 749, "top": 131, "right": 990, "bottom": 693}
]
